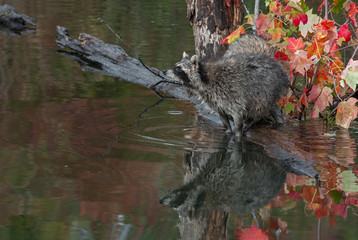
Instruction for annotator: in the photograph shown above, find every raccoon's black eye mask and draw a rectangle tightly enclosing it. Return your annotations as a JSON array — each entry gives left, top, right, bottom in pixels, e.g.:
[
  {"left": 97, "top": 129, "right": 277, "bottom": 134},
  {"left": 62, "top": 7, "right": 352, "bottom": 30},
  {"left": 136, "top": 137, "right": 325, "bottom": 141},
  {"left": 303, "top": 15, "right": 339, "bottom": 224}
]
[{"left": 174, "top": 66, "right": 191, "bottom": 84}]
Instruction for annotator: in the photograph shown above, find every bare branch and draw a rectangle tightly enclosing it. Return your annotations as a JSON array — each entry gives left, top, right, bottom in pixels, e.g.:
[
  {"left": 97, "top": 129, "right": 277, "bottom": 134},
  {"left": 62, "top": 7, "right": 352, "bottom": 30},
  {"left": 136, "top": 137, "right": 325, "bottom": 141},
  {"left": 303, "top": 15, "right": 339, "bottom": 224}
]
[
  {"left": 241, "top": 0, "right": 257, "bottom": 34},
  {"left": 325, "top": 0, "right": 328, "bottom": 19},
  {"left": 98, "top": 17, "right": 181, "bottom": 96}
]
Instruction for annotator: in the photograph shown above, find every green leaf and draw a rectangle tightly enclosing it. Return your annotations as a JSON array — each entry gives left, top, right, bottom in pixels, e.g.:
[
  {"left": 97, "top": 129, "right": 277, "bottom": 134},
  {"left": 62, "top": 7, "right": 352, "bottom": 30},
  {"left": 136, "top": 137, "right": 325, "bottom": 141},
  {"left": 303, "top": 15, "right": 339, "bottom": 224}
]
[
  {"left": 332, "top": 0, "right": 348, "bottom": 14},
  {"left": 328, "top": 190, "right": 343, "bottom": 204},
  {"left": 284, "top": 102, "right": 295, "bottom": 114},
  {"left": 341, "top": 59, "right": 358, "bottom": 91}
]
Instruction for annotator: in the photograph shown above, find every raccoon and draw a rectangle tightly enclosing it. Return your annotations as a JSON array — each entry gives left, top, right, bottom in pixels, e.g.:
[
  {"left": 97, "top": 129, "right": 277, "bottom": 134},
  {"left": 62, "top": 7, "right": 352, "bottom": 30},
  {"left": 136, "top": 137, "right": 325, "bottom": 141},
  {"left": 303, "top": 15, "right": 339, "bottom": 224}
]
[
  {"left": 165, "top": 44, "right": 289, "bottom": 141},
  {"left": 224, "top": 34, "right": 277, "bottom": 58}
]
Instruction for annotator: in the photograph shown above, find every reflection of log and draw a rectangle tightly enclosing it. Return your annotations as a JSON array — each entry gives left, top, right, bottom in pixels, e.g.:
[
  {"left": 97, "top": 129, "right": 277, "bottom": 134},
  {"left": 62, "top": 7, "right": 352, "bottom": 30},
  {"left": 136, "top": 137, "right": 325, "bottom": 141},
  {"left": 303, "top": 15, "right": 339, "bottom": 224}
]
[
  {"left": 0, "top": 5, "right": 35, "bottom": 35},
  {"left": 55, "top": 26, "right": 318, "bottom": 178}
]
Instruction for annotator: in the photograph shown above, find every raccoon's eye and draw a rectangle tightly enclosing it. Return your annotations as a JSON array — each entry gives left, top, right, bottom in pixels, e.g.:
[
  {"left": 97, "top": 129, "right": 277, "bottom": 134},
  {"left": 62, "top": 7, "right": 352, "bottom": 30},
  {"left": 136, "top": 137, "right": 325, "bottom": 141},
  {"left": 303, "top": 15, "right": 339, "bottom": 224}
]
[{"left": 175, "top": 66, "right": 183, "bottom": 74}]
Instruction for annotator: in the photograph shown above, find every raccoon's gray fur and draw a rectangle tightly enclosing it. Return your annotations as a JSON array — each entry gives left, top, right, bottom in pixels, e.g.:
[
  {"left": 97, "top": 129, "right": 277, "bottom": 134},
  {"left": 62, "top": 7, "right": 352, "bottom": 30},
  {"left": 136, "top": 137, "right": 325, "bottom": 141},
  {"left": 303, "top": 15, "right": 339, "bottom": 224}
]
[
  {"left": 165, "top": 43, "right": 289, "bottom": 140},
  {"left": 224, "top": 34, "right": 277, "bottom": 58}
]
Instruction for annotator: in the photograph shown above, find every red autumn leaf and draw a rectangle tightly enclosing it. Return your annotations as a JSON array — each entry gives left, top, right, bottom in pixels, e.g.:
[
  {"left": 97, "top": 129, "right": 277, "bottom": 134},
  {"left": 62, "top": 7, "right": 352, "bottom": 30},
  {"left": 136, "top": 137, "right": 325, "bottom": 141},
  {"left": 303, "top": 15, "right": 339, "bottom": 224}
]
[
  {"left": 299, "top": 88, "right": 309, "bottom": 108},
  {"left": 330, "top": 58, "right": 344, "bottom": 76},
  {"left": 255, "top": 13, "right": 274, "bottom": 34},
  {"left": 292, "top": 13, "right": 308, "bottom": 27},
  {"left": 310, "top": 86, "right": 333, "bottom": 118},
  {"left": 329, "top": 42, "right": 339, "bottom": 54},
  {"left": 274, "top": 51, "right": 289, "bottom": 61},
  {"left": 301, "top": 13, "right": 308, "bottom": 25},
  {"left": 348, "top": 3, "right": 358, "bottom": 27},
  {"left": 287, "top": 37, "right": 305, "bottom": 53},
  {"left": 268, "top": 19, "right": 285, "bottom": 39},
  {"left": 269, "top": 1, "right": 283, "bottom": 17},
  {"left": 289, "top": 50, "right": 314, "bottom": 75},
  {"left": 338, "top": 24, "right": 352, "bottom": 43},
  {"left": 292, "top": 14, "right": 301, "bottom": 27},
  {"left": 306, "top": 40, "right": 324, "bottom": 59},
  {"left": 313, "top": 63, "right": 333, "bottom": 85},
  {"left": 320, "top": 19, "right": 335, "bottom": 31},
  {"left": 336, "top": 98, "right": 358, "bottom": 129},
  {"left": 308, "top": 85, "right": 321, "bottom": 102},
  {"left": 222, "top": 25, "right": 246, "bottom": 45}
]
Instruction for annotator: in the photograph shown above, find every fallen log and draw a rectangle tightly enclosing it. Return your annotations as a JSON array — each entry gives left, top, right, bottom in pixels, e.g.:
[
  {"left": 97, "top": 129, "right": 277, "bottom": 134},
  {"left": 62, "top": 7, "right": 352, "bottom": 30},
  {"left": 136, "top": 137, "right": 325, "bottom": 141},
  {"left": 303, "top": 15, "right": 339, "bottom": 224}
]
[
  {"left": 0, "top": 4, "right": 35, "bottom": 35},
  {"left": 55, "top": 26, "right": 318, "bottom": 178}
]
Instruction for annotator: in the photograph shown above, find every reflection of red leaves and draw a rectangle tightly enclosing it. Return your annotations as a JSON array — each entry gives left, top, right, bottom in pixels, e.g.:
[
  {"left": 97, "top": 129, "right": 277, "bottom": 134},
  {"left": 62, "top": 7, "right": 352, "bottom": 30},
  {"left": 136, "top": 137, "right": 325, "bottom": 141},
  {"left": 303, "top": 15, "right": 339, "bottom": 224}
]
[
  {"left": 301, "top": 186, "right": 324, "bottom": 204},
  {"left": 287, "top": 188, "right": 302, "bottom": 200},
  {"left": 236, "top": 226, "right": 269, "bottom": 240},
  {"left": 314, "top": 204, "right": 329, "bottom": 219},
  {"left": 269, "top": 218, "right": 287, "bottom": 233},
  {"left": 336, "top": 98, "right": 358, "bottom": 129}
]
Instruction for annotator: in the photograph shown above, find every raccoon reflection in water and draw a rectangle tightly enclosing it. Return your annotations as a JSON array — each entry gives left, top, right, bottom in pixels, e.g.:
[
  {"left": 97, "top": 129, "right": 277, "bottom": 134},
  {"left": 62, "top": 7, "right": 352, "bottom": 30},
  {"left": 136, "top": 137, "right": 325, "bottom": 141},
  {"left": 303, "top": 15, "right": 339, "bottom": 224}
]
[
  {"left": 160, "top": 139, "right": 286, "bottom": 239},
  {"left": 165, "top": 35, "right": 289, "bottom": 141}
]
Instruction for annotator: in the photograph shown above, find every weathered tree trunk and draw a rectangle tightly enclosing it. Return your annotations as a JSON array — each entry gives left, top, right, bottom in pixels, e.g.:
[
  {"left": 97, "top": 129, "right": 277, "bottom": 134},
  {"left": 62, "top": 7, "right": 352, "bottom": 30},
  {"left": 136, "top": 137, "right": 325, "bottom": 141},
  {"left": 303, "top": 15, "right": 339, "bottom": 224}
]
[{"left": 186, "top": 0, "right": 243, "bottom": 59}]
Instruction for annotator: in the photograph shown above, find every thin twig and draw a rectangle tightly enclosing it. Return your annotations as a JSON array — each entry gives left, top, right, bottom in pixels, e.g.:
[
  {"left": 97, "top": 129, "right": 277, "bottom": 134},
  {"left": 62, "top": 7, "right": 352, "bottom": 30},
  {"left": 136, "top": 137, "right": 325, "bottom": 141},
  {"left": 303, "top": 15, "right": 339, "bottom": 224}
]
[
  {"left": 97, "top": 17, "right": 184, "bottom": 96},
  {"left": 310, "top": 60, "right": 321, "bottom": 90}
]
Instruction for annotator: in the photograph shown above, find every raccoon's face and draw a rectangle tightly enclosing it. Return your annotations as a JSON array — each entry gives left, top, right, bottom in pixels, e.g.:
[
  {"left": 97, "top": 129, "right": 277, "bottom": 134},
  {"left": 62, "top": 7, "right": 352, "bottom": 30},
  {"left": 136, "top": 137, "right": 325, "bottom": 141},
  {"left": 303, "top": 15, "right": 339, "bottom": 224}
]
[{"left": 165, "top": 52, "right": 201, "bottom": 88}]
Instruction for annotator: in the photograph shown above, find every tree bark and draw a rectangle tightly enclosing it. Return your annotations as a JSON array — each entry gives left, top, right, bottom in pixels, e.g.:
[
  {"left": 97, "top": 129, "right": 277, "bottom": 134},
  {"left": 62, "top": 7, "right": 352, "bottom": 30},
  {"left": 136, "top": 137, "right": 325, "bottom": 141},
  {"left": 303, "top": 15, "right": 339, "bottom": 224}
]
[{"left": 186, "top": 0, "right": 243, "bottom": 59}]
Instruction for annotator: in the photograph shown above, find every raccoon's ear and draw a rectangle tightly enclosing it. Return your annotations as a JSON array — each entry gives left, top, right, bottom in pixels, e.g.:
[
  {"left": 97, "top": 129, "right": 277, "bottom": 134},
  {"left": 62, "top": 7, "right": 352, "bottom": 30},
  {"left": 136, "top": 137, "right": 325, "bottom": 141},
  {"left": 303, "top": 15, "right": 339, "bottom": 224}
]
[
  {"left": 190, "top": 55, "right": 199, "bottom": 68},
  {"left": 183, "top": 51, "right": 190, "bottom": 59}
]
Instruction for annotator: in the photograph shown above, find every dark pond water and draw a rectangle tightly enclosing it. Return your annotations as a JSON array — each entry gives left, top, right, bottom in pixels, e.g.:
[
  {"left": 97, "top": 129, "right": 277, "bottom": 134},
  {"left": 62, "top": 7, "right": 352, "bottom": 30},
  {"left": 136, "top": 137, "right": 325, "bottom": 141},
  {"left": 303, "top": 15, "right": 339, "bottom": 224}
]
[{"left": 0, "top": 0, "right": 357, "bottom": 239}]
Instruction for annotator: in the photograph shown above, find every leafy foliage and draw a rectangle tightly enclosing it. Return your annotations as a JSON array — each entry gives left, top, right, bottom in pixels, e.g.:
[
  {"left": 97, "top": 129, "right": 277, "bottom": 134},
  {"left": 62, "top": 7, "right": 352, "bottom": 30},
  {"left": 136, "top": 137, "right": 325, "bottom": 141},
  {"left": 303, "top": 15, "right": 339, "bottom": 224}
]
[{"left": 223, "top": 0, "right": 358, "bottom": 128}]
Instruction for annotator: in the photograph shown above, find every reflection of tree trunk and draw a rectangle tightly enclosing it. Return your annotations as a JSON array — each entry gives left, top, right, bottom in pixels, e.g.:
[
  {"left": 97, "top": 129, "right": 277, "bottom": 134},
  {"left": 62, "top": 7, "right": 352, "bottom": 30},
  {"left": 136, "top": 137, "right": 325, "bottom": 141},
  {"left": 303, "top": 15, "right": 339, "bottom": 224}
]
[
  {"left": 181, "top": 125, "right": 230, "bottom": 240},
  {"left": 179, "top": 2, "right": 243, "bottom": 237},
  {"left": 186, "top": 0, "right": 243, "bottom": 59}
]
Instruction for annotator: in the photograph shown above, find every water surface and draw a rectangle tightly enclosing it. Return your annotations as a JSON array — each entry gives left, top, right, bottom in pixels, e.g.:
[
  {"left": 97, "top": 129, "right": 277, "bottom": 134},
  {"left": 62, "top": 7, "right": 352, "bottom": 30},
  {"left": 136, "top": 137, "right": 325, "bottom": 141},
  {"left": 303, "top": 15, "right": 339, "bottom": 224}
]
[{"left": 0, "top": 0, "right": 357, "bottom": 239}]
